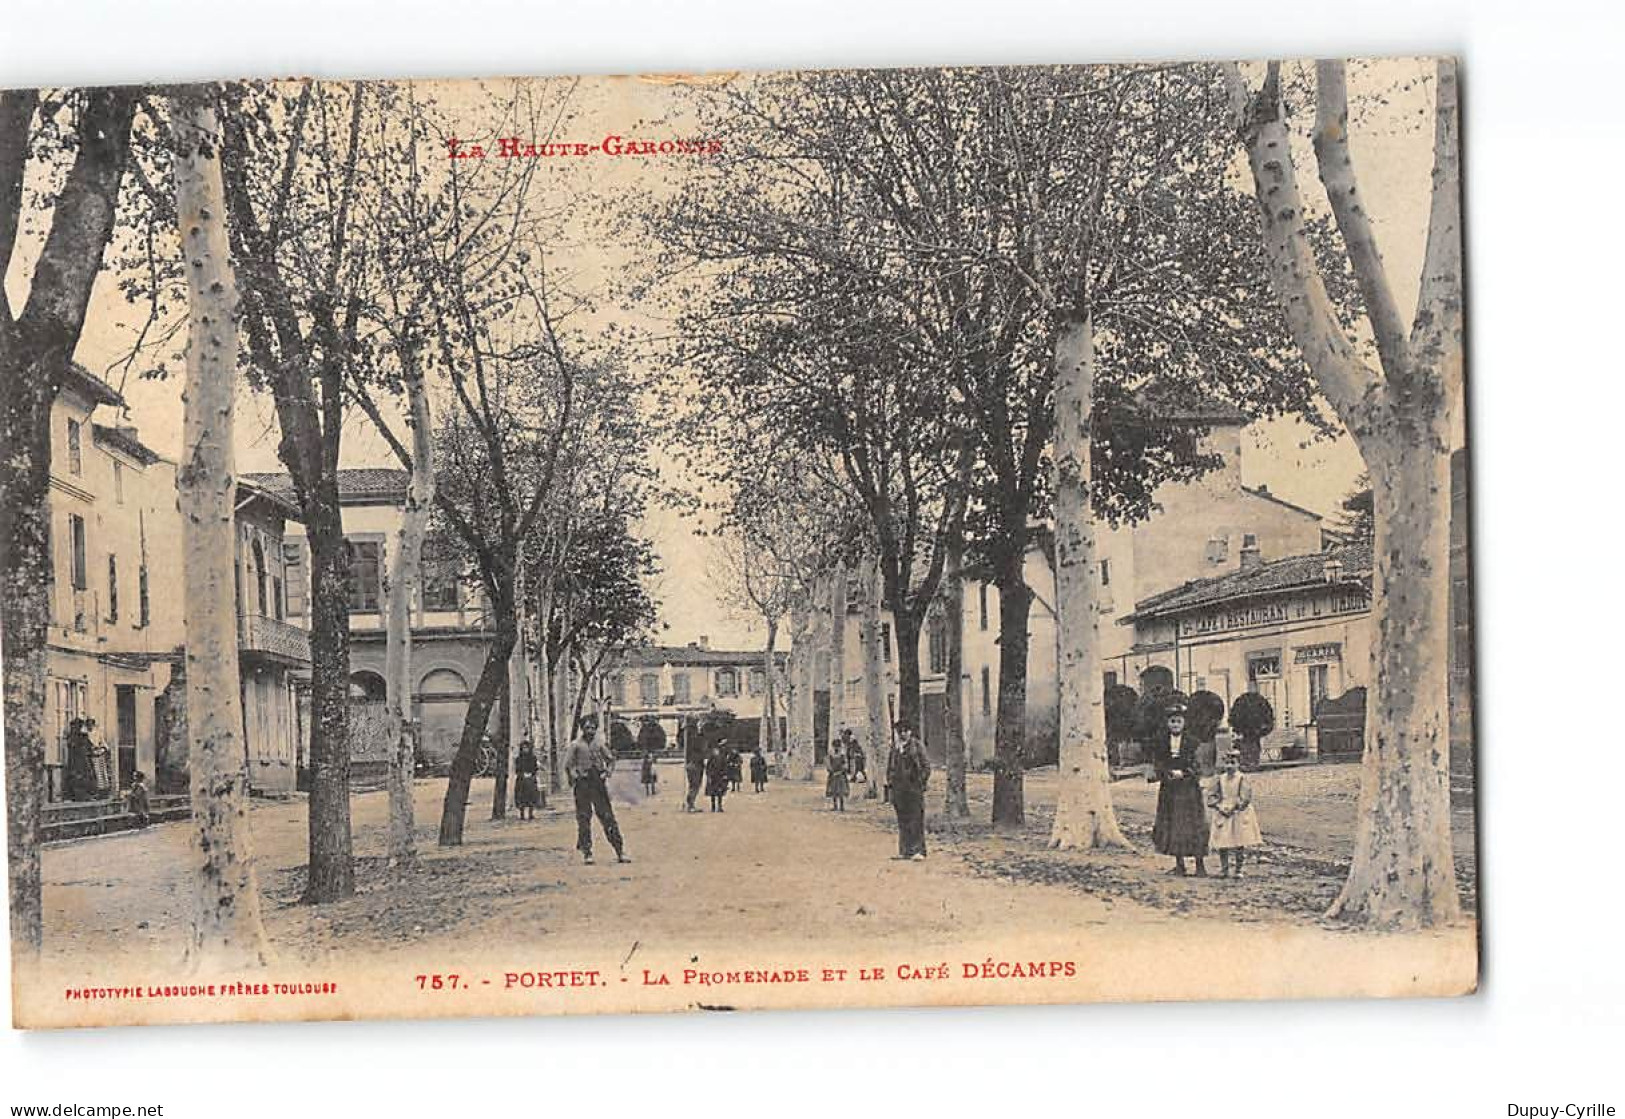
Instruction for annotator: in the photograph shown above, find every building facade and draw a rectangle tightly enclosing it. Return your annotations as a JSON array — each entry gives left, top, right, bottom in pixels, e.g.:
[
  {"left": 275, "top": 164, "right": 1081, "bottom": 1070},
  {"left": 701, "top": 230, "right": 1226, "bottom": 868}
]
[
  {"left": 244, "top": 468, "right": 516, "bottom": 777},
  {"left": 602, "top": 639, "right": 786, "bottom": 753}
]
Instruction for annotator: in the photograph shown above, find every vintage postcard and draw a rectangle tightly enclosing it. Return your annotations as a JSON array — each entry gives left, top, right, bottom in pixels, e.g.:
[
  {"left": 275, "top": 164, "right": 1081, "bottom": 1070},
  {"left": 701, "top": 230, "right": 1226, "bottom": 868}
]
[{"left": 0, "top": 56, "right": 1475, "bottom": 1029}]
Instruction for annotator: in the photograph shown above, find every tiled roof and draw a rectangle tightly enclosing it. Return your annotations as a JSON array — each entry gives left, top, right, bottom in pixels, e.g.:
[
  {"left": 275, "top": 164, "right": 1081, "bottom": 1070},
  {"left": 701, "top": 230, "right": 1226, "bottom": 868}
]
[
  {"left": 1122, "top": 541, "right": 1373, "bottom": 623},
  {"left": 64, "top": 363, "right": 126, "bottom": 409},
  {"left": 91, "top": 423, "right": 161, "bottom": 466},
  {"left": 240, "top": 468, "right": 409, "bottom": 506},
  {"left": 612, "top": 644, "right": 786, "bottom": 668}
]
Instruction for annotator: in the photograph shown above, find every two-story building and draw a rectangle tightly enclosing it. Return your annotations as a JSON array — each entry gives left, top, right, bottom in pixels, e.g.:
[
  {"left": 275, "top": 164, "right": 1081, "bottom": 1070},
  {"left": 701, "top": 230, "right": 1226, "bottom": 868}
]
[
  {"left": 43, "top": 367, "right": 183, "bottom": 801},
  {"left": 243, "top": 468, "right": 516, "bottom": 777},
  {"left": 602, "top": 639, "right": 786, "bottom": 753}
]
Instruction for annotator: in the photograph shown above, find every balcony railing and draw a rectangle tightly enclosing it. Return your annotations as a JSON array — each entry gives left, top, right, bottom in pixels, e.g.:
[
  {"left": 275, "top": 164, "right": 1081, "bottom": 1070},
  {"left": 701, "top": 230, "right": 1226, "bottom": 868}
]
[{"left": 238, "top": 613, "right": 311, "bottom": 666}]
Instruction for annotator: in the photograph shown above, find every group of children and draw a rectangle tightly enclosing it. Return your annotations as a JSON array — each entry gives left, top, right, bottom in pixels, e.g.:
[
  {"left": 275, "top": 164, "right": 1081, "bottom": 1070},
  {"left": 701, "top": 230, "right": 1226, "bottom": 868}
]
[
  {"left": 824, "top": 728, "right": 868, "bottom": 811},
  {"left": 1150, "top": 696, "right": 1265, "bottom": 879},
  {"left": 647, "top": 744, "right": 768, "bottom": 812}
]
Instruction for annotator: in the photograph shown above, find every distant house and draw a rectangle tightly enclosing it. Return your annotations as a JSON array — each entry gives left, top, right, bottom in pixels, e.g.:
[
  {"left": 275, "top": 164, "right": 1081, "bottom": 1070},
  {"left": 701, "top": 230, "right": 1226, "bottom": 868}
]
[
  {"left": 1119, "top": 543, "right": 1375, "bottom": 760},
  {"left": 602, "top": 638, "right": 787, "bottom": 753}
]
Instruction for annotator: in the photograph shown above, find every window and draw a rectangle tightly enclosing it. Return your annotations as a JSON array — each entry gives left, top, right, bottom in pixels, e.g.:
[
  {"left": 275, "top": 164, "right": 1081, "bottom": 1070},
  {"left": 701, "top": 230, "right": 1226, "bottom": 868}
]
[
  {"left": 137, "top": 564, "right": 149, "bottom": 628},
  {"left": 112, "top": 460, "right": 124, "bottom": 504},
  {"left": 106, "top": 554, "right": 118, "bottom": 623},
  {"left": 284, "top": 539, "right": 307, "bottom": 616},
  {"left": 672, "top": 672, "right": 691, "bottom": 704},
  {"left": 1242, "top": 533, "right": 1258, "bottom": 549},
  {"left": 1205, "top": 535, "right": 1229, "bottom": 564},
  {"left": 252, "top": 539, "right": 268, "bottom": 616},
  {"left": 1308, "top": 663, "right": 1330, "bottom": 717},
  {"left": 639, "top": 674, "right": 660, "bottom": 706},
  {"left": 1104, "top": 670, "right": 1118, "bottom": 691},
  {"left": 977, "top": 583, "right": 989, "bottom": 631},
  {"left": 66, "top": 420, "right": 82, "bottom": 475},
  {"left": 69, "top": 514, "right": 88, "bottom": 590},
  {"left": 1247, "top": 652, "right": 1281, "bottom": 683},
  {"left": 927, "top": 611, "right": 947, "bottom": 675},
  {"left": 748, "top": 668, "right": 766, "bottom": 696},
  {"left": 715, "top": 667, "right": 739, "bottom": 697},
  {"left": 609, "top": 675, "right": 626, "bottom": 705},
  {"left": 1099, "top": 559, "right": 1111, "bottom": 587},
  {"left": 345, "top": 539, "right": 382, "bottom": 612},
  {"left": 272, "top": 575, "right": 284, "bottom": 621},
  {"left": 980, "top": 665, "right": 991, "bottom": 716}
]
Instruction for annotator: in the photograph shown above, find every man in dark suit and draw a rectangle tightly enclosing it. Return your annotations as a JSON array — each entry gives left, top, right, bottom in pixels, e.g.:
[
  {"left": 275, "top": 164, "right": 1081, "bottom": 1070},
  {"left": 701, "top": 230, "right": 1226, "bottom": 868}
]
[{"left": 887, "top": 721, "right": 931, "bottom": 860}]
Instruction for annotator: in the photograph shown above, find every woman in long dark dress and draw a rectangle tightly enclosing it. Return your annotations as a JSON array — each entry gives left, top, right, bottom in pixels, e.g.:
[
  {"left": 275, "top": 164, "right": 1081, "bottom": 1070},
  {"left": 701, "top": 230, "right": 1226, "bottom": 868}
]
[
  {"left": 514, "top": 741, "right": 543, "bottom": 819},
  {"left": 727, "top": 748, "right": 743, "bottom": 792},
  {"left": 1149, "top": 698, "right": 1209, "bottom": 876},
  {"left": 705, "top": 746, "right": 731, "bottom": 812}
]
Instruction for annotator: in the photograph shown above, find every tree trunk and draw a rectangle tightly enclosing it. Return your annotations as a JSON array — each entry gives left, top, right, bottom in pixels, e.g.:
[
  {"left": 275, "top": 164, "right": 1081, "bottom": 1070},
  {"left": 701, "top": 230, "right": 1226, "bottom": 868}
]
[
  {"left": 990, "top": 557, "right": 1032, "bottom": 830},
  {"left": 760, "top": 617, "right": 779, "bottom": 757},
  {"left": 1326, "top": 443, "right": 1460, "bottom": 925},
  {"left": 892, "top": 610, "right": 923, "bottom": 733},
  {"left": 439, "top": 607, "right": 516, "bottom": 845},
  {"left": 1048, "top": 314, "right": 1131, "bottom": 850},
  {"left": 827, "top": 561, "right": 847, "bottom": 741},
  {"left": 491, "top": 672, "right": 511, "bottom": 819},
  {"left": 1227, "top": 59, "right": 1464, "bottom": 928},
  {"left": 174, "top": 89, "right": 272, "bottom": 966},
  {"left": 385, "top": 368, "right": 433, "bottom": 864},
  {"left": 1, "top": 86, "right": 136, "bottom": 964},
  {"left": 543, "top": 648, "right": 562, "bottom": 792},
  {"left": 860, "top": 557, "right": 888, "bottom": 800},
  {"left": 784, "top": 604, "right": 816, "bottom": 781},
  {"left": 303, "top": 504, "right": 355, "bottom": 901},
  {"left": 0, "top": 395, "right": 50, "bottom": 964},
  {"left": 942, "top": 529, "right": 969, "bottom": 818}
]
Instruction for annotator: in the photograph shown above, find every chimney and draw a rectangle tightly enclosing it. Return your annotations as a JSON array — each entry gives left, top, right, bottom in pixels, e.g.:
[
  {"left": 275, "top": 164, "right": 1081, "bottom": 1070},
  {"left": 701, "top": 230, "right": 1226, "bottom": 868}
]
[
  {"left": 1322, "top": 557, "right": 1345, "bottom": 583},
  {"left": 1239, "top": 534, "right": 1262, "bottom": 571},
  {"left": 697, "top": 635, "right": 710, "bottom": 650}
]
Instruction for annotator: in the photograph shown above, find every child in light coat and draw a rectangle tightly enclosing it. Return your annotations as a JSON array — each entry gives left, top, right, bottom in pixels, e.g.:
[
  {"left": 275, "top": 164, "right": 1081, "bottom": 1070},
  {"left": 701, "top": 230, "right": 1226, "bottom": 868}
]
[{"left": 1206, "top": 748, "right": 1263, "bottom": 878}]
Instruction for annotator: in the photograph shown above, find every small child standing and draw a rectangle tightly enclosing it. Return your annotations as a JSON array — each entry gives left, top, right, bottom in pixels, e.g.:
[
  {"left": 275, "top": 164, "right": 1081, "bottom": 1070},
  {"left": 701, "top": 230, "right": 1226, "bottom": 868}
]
[
  {"left": 127, "top": 770, "right": 151, "bottom": 828},
  {"left": 1206, "top": 748, "right": 1263, "bottom": 878},
  {"left": 641, "top": 749, "right": 659, "bottom": 796},
  {"left": 825, "top": 747, "right": 850, "bottom": 812}
]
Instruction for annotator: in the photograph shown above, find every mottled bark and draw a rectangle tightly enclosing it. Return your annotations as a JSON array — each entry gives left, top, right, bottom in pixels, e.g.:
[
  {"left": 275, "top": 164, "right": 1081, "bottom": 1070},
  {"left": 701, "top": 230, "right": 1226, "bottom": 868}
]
[
  {"left": 385, "top": 367, "right": 433, "bottom": 863},
  {"left": 827, "top": 561, "right": 847, "bottom": 741},
  {"left": 784, "top": 604, "right": 816, "bottom": 781},
  {"left": 860, "top": 557, "right": 888, "bottom": 800},
  {"left": 1048, "top": 314, "right": 1131, "bottom": 850},
  {"left": 1227, "top": 59, "right": 1464, "bottom": 927},
  {"left": 991, "top": 561, "right": 1032, "bottom": 830},
  {"left": 303, "top": 508, "right": 355, "bottom": 901},
  {"left": 941, "top": 534, "right": 969, "bottom": 818},
  {"left": 174, "top": 88, "right": 272, "bottom": 966},
  {"left": 1, "top": 87, "right": 135, "bottom": 962},
  {"left": 760, "top": 617, "right": 779, "bottom": 757}
]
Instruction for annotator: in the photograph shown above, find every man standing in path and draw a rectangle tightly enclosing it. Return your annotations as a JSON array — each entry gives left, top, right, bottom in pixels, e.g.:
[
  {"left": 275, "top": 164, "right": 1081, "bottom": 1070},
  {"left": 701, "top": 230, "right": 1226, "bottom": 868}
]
[
  {"left": 887, "top": 720, "right": 931, "bottom": 860},
  {"left": 564, "top": 718, "right": 630, "bottom": 865},
  {"left": 683, "top": 721, "right": 707, "bottom": 813}
]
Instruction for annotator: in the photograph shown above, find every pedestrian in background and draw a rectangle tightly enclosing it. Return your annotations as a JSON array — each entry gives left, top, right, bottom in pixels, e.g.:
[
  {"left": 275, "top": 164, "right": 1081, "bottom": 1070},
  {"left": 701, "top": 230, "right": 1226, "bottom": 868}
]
[
  {"left": 826, "top": 743, "right": 850, "bottom": 812},
  {"left": 727, "top": 746, "right": 744, "bottom": 793},
  {"left": 887, "top": 721, "right": 931, "bottom": 859},
  {"left": 684, "top": 725, "right": 706, "bottom": 813},
  {"left": 514, "top": 741, "right": 543, "bottom": 820},
  {"left": 641, "top": 748, "right": 659, "bottom": 796},
  {"left": 749, "top": 750, "right": 768, "bottom": 793},
  {"left": 705, "top": 744, "right": 730, "bottom": 812},
  {"left": 564, "top": 719, "right": 629, "bottom": 865},
  {"left": 845, "top": 729, "right": 867, "bottom": 785},
  {"left": 126, "top": 769, "right": 151, "bottom": 828}
]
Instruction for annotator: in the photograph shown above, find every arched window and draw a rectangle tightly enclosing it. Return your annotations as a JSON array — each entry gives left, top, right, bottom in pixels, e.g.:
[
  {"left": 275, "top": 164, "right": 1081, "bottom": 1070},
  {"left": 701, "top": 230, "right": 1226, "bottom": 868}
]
[
  {"left": 418, "top": 668, "right": 470, "bottom": 701},
  {"left": 348, "top": 671, "right": 388, "bottom": 703}
]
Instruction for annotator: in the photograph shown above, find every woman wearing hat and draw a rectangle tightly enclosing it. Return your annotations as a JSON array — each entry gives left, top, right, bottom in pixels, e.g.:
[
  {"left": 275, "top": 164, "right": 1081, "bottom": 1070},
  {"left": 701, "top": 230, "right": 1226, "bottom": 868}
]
[
  {"left": 1207, "top": 747, "right": 1264, "bottom": 877},
  {"left": 1149, "top": 697, "right": 1210, "bottom": 876}
]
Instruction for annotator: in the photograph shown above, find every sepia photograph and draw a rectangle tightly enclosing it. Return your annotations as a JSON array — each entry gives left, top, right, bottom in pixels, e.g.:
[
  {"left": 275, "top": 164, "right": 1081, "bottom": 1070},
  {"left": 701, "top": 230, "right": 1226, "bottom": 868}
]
[{"left": 0, "top": 52, "right": 1484, "bottom": 1032}]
